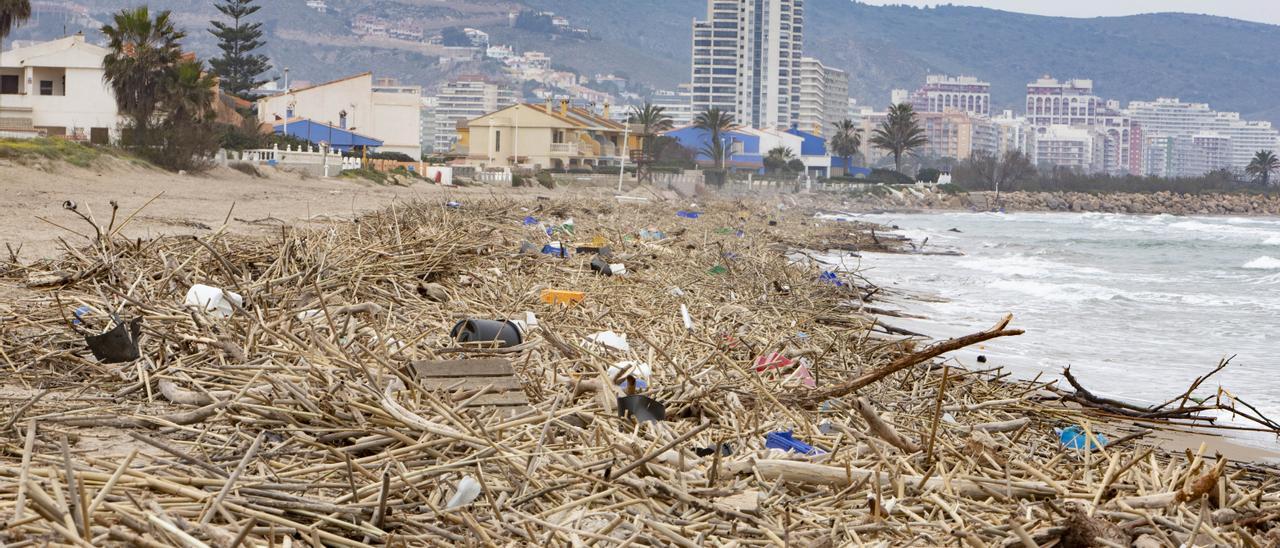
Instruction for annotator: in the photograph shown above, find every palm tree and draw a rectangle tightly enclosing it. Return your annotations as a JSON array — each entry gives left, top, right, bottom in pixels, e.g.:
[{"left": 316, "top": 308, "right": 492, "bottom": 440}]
[
  {"left": 0, "top": 0, "right": 31, "bottom": 119},
  {"left": 0, "top": 0, "right": 31, "bottom": 41},
  {"left": 694, "top": 107, "right": 736, "bottom": 169},
  {"left": 829, "top": 119, "right": 862, "bottom": 176},
  {"left": 164, "top": 59, "right": 216, "bottom": 123},
  {"left": 764, "top": 146, "right": 795, "bottom": 174},
  {"left": 102, "top": 7, "right": 185, "bottom": 139},
  {"left": 869, "top": 103, "right": 928, "bottom": 174},
  {"left": 1246, "top": 150, "right": 1279, "bottom": 186},
  {"left": 629, "top": 102, "right": 672, "bottom": 184}
]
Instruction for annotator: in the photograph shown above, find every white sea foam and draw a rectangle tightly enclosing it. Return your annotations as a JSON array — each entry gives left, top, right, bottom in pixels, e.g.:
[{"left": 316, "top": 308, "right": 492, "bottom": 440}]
[
  {"left": 1264, "top": 236, "right": 1280, "bottom": 246},
  {"left": 1243, "top": 256, "right": 1280, "bottom": 270},
  {"left": 960, "top": 254, "right": 1107, "bottom": 279}
]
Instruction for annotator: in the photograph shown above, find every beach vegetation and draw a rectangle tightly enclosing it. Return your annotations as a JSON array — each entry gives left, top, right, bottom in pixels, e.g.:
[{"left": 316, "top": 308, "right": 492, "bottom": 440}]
[
  {"left": 828, "top": 119, "right": 862, "bottom": 173},
  {"left": 103, "top": 7, "right": 220, "bottom": 172},
  {"left": 629, "top": 102, "right": 673, "bottom": 183},
  {"left": 869, "top": 103, "right": 927, "bottom": 174},
  {"left": 1246, "top": 150, "right": 1279, "bottom": 186},
  {"left": 208, "top": 0, "right": 270, "bottom": 97},
  {"left": 694, "top": 107, "right": 736, "bottom": 170}
]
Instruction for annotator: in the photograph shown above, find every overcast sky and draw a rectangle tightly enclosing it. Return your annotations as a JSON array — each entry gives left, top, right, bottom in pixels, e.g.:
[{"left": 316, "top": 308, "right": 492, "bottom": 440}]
[{"left": 858, "top": 0, "right": 1280, "bottom": 25}]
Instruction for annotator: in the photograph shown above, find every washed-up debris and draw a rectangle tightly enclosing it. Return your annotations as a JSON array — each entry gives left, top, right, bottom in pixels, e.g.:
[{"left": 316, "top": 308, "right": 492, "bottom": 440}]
[
  {"left": 638, "top": 227, "right": 665, "bottom": 240},
  {"left": 765, "top": 430, "right": 824, "bottom": 455},
  {"left": 540, "top": 241, "right": 569, "bottom": 257},
  {"left": 450, "top": 319, "right": 523, "bottom": 348},
  {"left": 1057, "top": 425, "right": 1108, "bottom": 450},
  {"left": 617, "top": 394, "right": 666, "bottom": 422},
  {"left": 446, "top": 476, "right": 482, "bottom": 509},
  {"left": 584, "top": 330, "right": 630, "bottom": 353},
  {"left": 2, "top": 196, "right": 1276, "bottom": 548},
  {"left": 83, "top": 317, "right": 142, "bottom": 363},
  {"left": 608, "top": 360, "right": 652, "bottom": 390},
  {"left": 183, "top": 283, "right": 243, "bottom": 318},
  {"left": 541, "top": 288, "right": 584, "bottom": 306},
  {"left": 411, "top": 358, "right": 530, "bottom": 413}
]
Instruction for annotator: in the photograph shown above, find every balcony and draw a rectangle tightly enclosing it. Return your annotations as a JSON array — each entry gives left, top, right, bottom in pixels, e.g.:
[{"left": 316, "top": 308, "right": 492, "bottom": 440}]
[{"left": 549, "top": 142, "right": 577, "bottom": 155}]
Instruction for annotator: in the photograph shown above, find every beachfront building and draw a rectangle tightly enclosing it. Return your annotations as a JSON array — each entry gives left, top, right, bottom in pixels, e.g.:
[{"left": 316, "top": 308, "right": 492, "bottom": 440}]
[
  {"left": 0, "top": 34, "right": 120, "bottom": 142},
  {"left": 690, "top": 0, "right": 804, "bottom": 129},
  {"left": 1126, "top": 97, "right": 1280, "bottom": 175},
  {"left": 909, "top": 74, "right": 990, "bottom": 117},
  {"left": 651, "top": 85, "right": 695, "bottom": 127},
  {"left": 456, "top": 100, "right": 638, "bottom": 170},
  {"left": 257, "top": 72, "right": 422, "bottom": 157},
  {"left": 429, "top": 78, "right": 518, "bottom": 154},
  {"left": 796, "top": 57, "right": 848, "bottom": 136},
  {"left": 663, "top": 124, "right": 802, "bottom": 171}
]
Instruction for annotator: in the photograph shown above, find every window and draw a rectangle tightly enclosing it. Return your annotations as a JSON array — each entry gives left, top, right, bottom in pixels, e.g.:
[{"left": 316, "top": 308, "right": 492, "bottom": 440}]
[
  {"left": 339, "top": 111, "right": 348, "bottom": 129},
  {"left": 39, "top": 80, "right": 54, "bottom": 96},
  {"left": 495, "top": 130, "right": 501, "bottom": 152},
  {"left": 0, "top": 75, "right": 17, "bottom": 94}
]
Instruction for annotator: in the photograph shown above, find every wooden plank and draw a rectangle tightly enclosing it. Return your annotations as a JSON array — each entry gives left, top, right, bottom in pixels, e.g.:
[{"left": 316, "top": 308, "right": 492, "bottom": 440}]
[
  {"left": 452, "top": 393, "right": 530, "bottom": 407},
  {"left": 411, "top": 358, "right": 513, "bottom": 378},
  {"left": 418, "top": 377, "right": 525, "bottom": 392}
]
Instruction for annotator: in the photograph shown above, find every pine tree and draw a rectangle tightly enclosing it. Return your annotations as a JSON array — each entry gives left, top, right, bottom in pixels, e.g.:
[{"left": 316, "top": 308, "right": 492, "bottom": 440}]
[{"left": 208, "top": 0, "right": 269, "bottom": 97}]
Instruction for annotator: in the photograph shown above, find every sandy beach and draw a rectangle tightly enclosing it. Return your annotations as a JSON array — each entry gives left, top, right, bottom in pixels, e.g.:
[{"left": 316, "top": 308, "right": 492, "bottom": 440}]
[{"left": 3, "top": 159, "right": 1279, "bottom": 546}]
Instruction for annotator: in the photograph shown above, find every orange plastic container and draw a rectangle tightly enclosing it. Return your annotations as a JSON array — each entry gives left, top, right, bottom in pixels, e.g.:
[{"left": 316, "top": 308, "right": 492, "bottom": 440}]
[{"left": 541, "top": 289, "right": 585, "bottom": 306}]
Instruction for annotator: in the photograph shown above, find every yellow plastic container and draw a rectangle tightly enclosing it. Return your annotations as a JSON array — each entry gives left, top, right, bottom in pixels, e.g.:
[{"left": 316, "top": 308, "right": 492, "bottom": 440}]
[{"left": 541, "top": 289, "right": 585, "bottom": 306}]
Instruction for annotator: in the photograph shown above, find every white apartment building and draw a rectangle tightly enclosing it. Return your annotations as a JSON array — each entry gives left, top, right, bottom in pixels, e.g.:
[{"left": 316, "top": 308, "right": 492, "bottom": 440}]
[
  {"left": 1034, "top": 125, "right": 1103, "bottom": 172},
  {"left": 690, "top": 0, "right": 804, "bottom": 129},
  {"left": 910, "top": 74, "right": 990, "bottom": 117},
  {"left": 796, "top": 57, "right": 848, "bottom": 136},
  {"left": 651, "top": 84, "right": 694, "bottom": 127},
  {"left": 1026, "top": 76, "right": 1101, "bottom": 128},
  {"left": 991, "top": 110, "right": 1035, "bottom": 158},
  {"left": 0, "top": 34, "right": 120, "bottom": 142},
  {"left": 1126, "top": 97, "right": 1280, "bottom": 174},
  {"left": 257, "top": 72, "right": 423, "bottom": 158},
  {"left": 419, "top": 96, "right": 437, "bottom": 157},
  {"left": 431, "top": 78, "right": 517, "bottom": 153}
]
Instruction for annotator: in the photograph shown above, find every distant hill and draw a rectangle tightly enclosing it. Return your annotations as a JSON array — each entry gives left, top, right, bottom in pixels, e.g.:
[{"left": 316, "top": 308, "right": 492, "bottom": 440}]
[{"left": 8, "top": 1, "right": 1280, "bottom": 124}]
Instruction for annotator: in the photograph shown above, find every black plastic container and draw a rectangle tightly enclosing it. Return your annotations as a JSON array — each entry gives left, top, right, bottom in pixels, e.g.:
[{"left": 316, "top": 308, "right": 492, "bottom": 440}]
[
  {"left": 450, "top": 319, "right": 523, "bottom": 348},
  {"left": 85, "top": 318, "right": 142, "bottom": 363},
  {"left": 617, "top": 394, "right": 666, "bottom": 423}
]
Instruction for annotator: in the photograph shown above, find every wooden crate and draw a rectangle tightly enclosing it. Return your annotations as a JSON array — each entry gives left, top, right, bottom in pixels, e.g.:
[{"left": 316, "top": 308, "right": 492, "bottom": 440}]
[{"left": 409, "top": 358, "right": 530, "bottom": 413}]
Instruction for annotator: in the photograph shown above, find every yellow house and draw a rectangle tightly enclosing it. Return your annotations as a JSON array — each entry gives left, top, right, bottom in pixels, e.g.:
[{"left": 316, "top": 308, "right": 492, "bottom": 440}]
[{"left": 457, "top": 100, "right": 642, "bottom": 170}]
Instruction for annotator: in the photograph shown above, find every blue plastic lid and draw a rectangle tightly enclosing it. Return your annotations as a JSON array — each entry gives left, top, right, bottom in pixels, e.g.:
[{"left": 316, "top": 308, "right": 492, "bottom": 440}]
[
  {"left": 765, "top": 431, "right": 825, "bottom": 455},
  {"left": 1057, "top": 426, "right": 1107, "bottom": 450}
]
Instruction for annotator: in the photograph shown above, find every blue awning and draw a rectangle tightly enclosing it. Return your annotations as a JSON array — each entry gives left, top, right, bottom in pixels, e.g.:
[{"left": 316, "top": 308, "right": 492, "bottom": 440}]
[{"left": 273, "top": 118, "right": 383, "bottom": 153}]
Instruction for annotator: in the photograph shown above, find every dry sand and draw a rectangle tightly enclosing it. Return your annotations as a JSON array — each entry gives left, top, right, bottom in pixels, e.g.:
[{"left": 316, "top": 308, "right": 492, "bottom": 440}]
[{"left": 0, "top": 159, "right": 612, "bottom": 263}]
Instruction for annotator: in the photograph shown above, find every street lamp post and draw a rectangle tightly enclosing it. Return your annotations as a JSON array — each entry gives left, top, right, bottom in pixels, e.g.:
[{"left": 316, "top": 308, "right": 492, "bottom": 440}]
[{"left": 617, "top": 124, "right": 630, "bottom": 193}]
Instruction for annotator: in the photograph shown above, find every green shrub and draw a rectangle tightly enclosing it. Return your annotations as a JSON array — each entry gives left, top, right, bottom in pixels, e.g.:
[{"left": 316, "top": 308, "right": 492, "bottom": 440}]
[
  {"left": 340, "top": 168, "right": 389, "bottom": 184},
  {"left": 0, "top": 138, "right": 103, "bottom": 168},
  {"left": 535, "top": 171, "right": 556, "bottom": 189}
]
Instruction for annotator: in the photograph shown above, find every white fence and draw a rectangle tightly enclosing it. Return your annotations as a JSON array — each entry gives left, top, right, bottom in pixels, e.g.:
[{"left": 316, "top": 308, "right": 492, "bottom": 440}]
[
  {"left": 231, "top": 144, "right": 354, "bottom": 177},
  {"left": 473, "top": 170, "right": 513, "bottom": 184}
]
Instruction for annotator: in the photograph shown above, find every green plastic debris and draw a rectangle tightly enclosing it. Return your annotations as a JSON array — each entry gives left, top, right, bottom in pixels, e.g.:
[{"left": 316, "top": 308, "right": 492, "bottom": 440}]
[{"left": 708, "top": 265, "right": 728, "bottom": 275}]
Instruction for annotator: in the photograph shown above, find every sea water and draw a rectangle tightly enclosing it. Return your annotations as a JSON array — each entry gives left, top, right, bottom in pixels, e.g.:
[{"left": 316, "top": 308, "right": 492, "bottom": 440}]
[{"left": 825, "top": 211, "right": 1280, "bottom": 440}]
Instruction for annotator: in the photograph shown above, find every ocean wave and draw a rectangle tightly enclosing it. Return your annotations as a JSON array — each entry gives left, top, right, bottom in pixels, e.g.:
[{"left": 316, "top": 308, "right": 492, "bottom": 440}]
[
  {"left": 1243, "top": 256, "right": 1280, "bottom": 270},
  {"left": 1264, "top": 236, "right": 1280, "bottom": 246},
  {"left": 960, "top": 254, "right": 1107, "bottom": 279},
  {"left": 988, "top": 280, "right": 1117, "bottom": 302}
]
